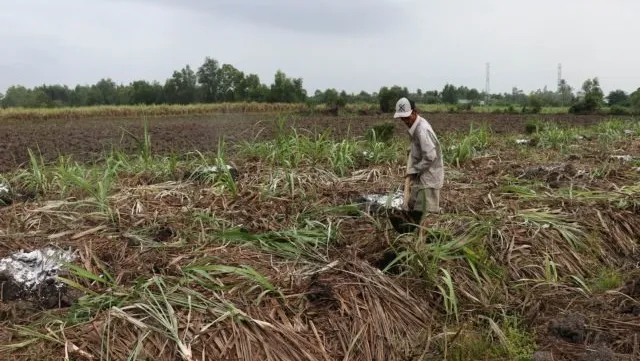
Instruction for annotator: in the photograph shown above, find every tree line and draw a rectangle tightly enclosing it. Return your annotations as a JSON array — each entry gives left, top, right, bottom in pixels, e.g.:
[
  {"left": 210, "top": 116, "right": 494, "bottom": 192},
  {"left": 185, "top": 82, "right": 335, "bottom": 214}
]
[{"left": 1, "top": 56, "right": 640, "bottom": 114}]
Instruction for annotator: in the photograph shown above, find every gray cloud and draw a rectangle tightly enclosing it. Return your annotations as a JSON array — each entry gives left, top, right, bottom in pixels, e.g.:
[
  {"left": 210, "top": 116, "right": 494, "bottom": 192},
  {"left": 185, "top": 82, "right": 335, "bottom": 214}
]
[
  {"left": 124, "top": 0, "right": 407, "bottom": 35},
  {"left": 1, "top": 0, "right": 640, "bottom": 95}
]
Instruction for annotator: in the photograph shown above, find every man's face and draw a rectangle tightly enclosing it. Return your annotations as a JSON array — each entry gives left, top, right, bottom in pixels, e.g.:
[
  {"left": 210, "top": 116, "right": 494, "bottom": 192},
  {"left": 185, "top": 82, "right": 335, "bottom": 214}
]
[{"left": 400, "top": 112, "right": 417, "bottom": 128}]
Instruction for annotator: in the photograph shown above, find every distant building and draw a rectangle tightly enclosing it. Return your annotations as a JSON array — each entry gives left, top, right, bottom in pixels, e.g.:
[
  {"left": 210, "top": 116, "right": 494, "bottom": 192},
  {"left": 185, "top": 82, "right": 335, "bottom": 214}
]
[{"left": 458, "top": 99, "right": 485, "bottom": 106}]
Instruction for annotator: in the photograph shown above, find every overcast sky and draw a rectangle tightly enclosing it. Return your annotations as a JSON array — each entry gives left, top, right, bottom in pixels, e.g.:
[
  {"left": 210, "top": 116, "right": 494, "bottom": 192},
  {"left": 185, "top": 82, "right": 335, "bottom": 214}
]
[{"left": 2, "top": 0, "right": 640, "bottom": 95}]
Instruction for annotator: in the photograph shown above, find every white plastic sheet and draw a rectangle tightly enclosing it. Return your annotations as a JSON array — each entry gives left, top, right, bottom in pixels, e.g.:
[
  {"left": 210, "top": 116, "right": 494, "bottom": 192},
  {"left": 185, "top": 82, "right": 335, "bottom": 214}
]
[
  {"left": 361, "top": 192, "right": 405, "bottom": 210},
  {"left": 0, "top": 247, "right": 76, "bottom": 291}
]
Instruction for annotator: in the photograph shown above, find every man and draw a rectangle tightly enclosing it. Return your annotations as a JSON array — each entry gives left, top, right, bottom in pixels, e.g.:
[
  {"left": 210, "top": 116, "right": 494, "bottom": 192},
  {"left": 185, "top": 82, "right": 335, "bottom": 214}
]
[{"left": 393, "top": 97, "right": 444, "bottom": 224}]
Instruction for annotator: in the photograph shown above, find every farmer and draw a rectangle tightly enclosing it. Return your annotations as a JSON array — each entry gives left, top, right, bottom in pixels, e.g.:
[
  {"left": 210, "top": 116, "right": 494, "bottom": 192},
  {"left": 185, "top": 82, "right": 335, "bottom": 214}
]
[{"left": 393, "top": 97, "right": 444, "bottom": 225}]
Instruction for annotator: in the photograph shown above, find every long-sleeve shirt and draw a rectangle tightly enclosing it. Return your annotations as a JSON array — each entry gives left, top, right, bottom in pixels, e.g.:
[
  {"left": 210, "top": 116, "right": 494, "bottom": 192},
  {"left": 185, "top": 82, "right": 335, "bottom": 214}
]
[{"left": 406, "top": 116, "right": 444, "bottom": 189}]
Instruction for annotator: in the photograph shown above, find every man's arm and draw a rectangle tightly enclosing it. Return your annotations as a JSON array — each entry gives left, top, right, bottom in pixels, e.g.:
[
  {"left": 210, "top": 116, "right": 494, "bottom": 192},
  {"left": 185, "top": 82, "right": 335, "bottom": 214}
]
[{"left": 408, "top": 128, "right": 437, "bottom": 174}]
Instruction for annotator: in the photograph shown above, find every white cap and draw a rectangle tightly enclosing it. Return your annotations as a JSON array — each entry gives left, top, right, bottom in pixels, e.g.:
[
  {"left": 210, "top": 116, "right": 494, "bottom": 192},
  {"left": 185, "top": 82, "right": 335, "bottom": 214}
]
[{"left": 393, "top": 97, "right": 413, "bottom": 118}]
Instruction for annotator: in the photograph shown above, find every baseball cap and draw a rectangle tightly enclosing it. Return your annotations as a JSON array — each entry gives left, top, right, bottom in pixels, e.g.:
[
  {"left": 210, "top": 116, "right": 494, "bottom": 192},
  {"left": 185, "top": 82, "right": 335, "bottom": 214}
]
[{"left": 393, "top": 97, "right": 414, "bottom": 118}]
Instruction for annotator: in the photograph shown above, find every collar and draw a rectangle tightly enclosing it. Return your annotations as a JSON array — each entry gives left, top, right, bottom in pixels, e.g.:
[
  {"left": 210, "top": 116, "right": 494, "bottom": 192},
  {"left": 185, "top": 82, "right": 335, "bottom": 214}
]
[{"left": 408, "top": 116, "right": 422, "bottom": 136}]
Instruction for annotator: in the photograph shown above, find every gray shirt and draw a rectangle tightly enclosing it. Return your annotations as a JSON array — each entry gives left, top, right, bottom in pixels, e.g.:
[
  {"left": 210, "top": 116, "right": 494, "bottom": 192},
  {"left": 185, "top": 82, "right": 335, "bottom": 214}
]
[{"left": 406, "top": 116, "right": 444, "bottom": 189}]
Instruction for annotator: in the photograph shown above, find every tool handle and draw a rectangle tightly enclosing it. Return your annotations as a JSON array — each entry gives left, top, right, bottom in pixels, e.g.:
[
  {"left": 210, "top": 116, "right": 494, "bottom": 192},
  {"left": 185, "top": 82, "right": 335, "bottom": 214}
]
[{"left": 403, "top": 176, "right": 411, "bottom": 209}]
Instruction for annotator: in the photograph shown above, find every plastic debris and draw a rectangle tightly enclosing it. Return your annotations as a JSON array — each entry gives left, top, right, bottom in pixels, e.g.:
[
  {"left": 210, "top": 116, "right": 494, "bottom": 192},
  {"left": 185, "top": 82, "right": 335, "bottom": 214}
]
[
  {"left": 354, "top": 192, "right": 422, "bottom": 233},
  {"left": 0, "top": 247, "right": 76, "bottom": 291},
  {"left": 515, "top": 139, "right": 530, "bottom": 145},
  {"left": 0, "top": 181, "right": 11, "bottom": 205},
  {"left": 187, "top": 164, "right": 239, "bottom": 182},
  {"left": 356, "top": 192, "right": 405, "bottom": 213},
  {"left": 610, "top": 155, "right": 633, "bottom": 162}
]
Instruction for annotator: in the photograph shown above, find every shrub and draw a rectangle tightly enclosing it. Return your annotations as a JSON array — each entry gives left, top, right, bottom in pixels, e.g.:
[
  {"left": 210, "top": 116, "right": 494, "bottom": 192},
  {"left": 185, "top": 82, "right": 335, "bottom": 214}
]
[
  {"left": 366, "top": 122, "right": 395, "bottom": 143},
  {"left": 457, "top": 103, "right": 473, "bottom": 112},
  {"left": 378, "top": 86, "right": 409, "bottom": 113},
  {"left": 609, "top": 105, "right": 631, "bottom": 116},
  {"left": 524, "top": 120, "right": 542, "bottom": 134},
  {"left": 522, "top": 96, "right": 542, "bottom": 114},
  {"left": 568, "top": 100, "right": 597, "bottom": 114}
]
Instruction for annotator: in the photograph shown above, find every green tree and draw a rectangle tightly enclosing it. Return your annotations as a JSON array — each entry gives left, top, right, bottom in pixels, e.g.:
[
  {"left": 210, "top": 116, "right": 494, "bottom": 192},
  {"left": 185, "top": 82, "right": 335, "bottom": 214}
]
[
  {"left": 129, "top": 80, "right": 162, "bottom": 105},
  {"left": 92, "top": 78, "right": 118, "bottom": 105},
  {"left": 582, "top": 77, "right": 604, "bottom": 107},
  {"left": 456, "top": 85, "right": 470, "bottom": 100},
  {"left": 523, "top": 94, "right": 543, "bottom": 113},
  {"left": 242, "top": 74, "right": 269, "bottom": 102},
  {"left": 569, "top": 77, "right": 604, "bottom": 114},
  {"left": 557, "top": 79, "right": 574, "bottom": 106},
  {"left": 70, "top": 85, "right": 90, "bottom": 106},
  {"left": 217, "top": 64, "right": 245, "bottom": 101},
  {"left": 441, "top": 84, "right": 458, "bottom": 104},
  {"left": 467, "top": 88, "right": 481, "bottom": 103},
  {"left": 423, "top": 90, "right": 439, "bottom": 104},
  {"left": 197, "top": 57, "right": 220, "bottom": 102},
  {"left": 1, "top": 85, "right": 32, "bottom": 107},
  {"left": 268, "top": 70, "right": 306, "bottom": 103},
  {"left": 35, "top": 84, "right": 72, "bottom": 106},
  {"left": 323, "top": 88, "right": 339, "bottom": 107},
  {"left": 116, "top": 83, "right": 131, "bottom": 105},
  {"left": 378, "top": 86, "right": 409, "bottom": 113},
  {"left": 354, "top": 91, "right": 373, "bottom": 103},
  {"left": 606, "top": 89, "right": 629, "bottom": 107},
  {"left": 630, "top": 88, "right": 640, "bottom": 112},
  {"left": 164, "top": 65, "right": 198, "bottom": 104}
]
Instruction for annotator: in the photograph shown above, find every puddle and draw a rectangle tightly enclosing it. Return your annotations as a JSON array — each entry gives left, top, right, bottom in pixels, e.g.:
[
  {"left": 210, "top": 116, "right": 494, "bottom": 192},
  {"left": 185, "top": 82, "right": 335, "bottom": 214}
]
[{"left": 0, "top": 247, "right": 76, "bottom": 292}]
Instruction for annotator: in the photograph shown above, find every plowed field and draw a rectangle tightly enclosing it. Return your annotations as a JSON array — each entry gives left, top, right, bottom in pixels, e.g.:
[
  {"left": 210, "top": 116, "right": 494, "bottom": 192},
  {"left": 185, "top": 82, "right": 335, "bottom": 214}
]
[{"left": 0, "top": 112, "right": 621, "bottom": 173}]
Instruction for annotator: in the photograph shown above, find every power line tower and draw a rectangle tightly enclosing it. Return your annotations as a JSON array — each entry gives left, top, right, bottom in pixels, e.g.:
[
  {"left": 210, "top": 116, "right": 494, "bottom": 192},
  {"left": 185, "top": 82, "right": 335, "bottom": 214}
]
[
  {"left": 485, "top": 62, "right": 490, "bottom": 105},
  {"left": 557, "top": 63, "right": 562, "bottom": 92},
  {"left": 557, "top": 63, "right": 566, "bottom": 105}
]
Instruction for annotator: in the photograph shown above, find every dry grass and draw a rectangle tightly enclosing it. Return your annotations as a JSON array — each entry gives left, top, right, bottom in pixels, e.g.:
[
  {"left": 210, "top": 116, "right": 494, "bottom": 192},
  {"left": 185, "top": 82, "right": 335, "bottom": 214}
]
[
  {"left": 1, "top": 117, "right": 640, "bottom": 360},
  {"left": 0, "top": 103, "right": 385, "bottom": 121},
  {"left": 0, "top": 102, "right": 577, "bottom": 122}
]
